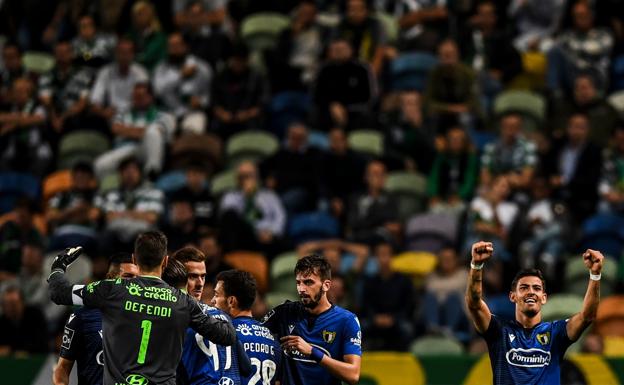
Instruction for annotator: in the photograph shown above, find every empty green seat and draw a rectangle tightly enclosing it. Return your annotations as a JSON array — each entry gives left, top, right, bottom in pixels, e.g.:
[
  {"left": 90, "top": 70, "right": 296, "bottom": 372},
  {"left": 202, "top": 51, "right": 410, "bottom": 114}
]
[
  {"left": 58, "top": 131, "right": 110, "bottom": 169},
  {"left": 374, "top": 12, "right": 398, "bottom": 43},
  {"left": 265, "top": 291, "right": 299, "bottom": 309},
  {"left": 241, "top": 13, "right": 291, "bottom": 52},
  {"left": 494, "top": 90, "right": 546, "bottom": 131},
  {"left": 270, "top": 252, "right": 299, "bottom": 294},
  {"left": 565, "top": 256, "right": 618, "bottom": 297},
  {"left": 226, "top": 130, "right": 279, "bottom": 165},
  {"left": 23, "top": 51, "right": 55, "bottom": 74},
  {"left": 99, "top": 173, "right": 120, "bottom": 193},
  {"left": 348, "top": 129, "right": 384, "bottom": 156},
  {"left": 385, "top": 172, "right": 427, "bottom": 196},
  {"left": 410, "top": 335, "right": 464, "bottom": 356},
  {"left": 541, "top": 294, "right": 584, "bottom": 322},
  {"left": 210, "top": 169, "right": 237, "bottom": 196}
]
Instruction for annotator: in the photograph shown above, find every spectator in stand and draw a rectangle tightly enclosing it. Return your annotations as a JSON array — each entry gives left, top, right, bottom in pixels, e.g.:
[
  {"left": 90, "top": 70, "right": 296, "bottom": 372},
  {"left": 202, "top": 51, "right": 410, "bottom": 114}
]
[
  {"left": 171, "top": 162, "right": 217, "bottom": 232},
  {"left": 428, "top": 125, "right": 479, "bottom": 213},
  {"left": 550, "top": 74, "right": 620, "bottom": 147},
  {"left": 17, "top": 240, "right": 48, "bottom": 311},
  {"left": 153, "top": 32, "right": 212, "bottom": 131},
  {"left": 480, "top": 113, "right": 538, "bottom": 194},
  {"left": 89, "top": 39, "right": 149, "bottom": 122},
  {"left": 219, "top": 161, "right": 287, "bottom": 256},
  {"left": 162, "top": 196, "right": 199, "bottom": 251},
  {"left": 421, "top": 247, "right": 470, "bottom": 342},
  {"left": 359, "top": 241, "right": 413, "bottom": 351},
  {"left": 127, "top": 0, "right": 167, "bottom": 71},
  {"left": 461, "top": 1, "right": 522, "bottom": 113},
  {"left": 464, "top": 176, "right": 518, "bottom": 262},
  {"left": 38, "top": 40, "right": 94, "bottom": 134},
  {"left": 424, "top": 39, "right": 480, "bottom": 134},
  {"left": 508, "top": 0, "right": 565, "bottom": 52},
  {"left": 270, "top": 0, "right": 324, "bottom": 91},
  {"left": 181, "top": 1, "right": 232, "bottom": 70},
  {"left": 72, "top": 15, "right": 117, "bottom": 69},
  {"left": 0, "top": 284, "right": 48, "bottom": 356},
  {"left": 383, "top": 91, "right": 436, "bottom": 172},
  {"left": 173, "top": 0, "right": 229, "bottom": 33},
  {"left": 332, "top": 0, "right": 387, "bottom": 76},
  {"left": 545, "top": 113, "right": 602, "bottom": 223},
  {"left": 313, "top": 38, "right": 375, "bottom": 130},
  {"left": 390, "top": 0, "right": 449, "bottom": 52},
  {"left": 261, "top": 122, "right": 321, "bottom": 214},
  {"left": 46, "top": 162, "right": 98, "bottom": 254},
  {"left": 347, "top": 160, "right": 400, "bottom": 245},
  {"left": 321, "top": 128, "right": 366, "bottom": 219},
  {"left": 196, "top": 229, "right": 233, "bottom": 302},
  {"left": 0, "top": 198, "right": 43, "bottom": 280},
  {"left": 94, "top": 82, "right": 175, "bottom": 178},
  {"left": 95, "top": 157, "right": 164, "bottom": 255},
  {"left": 0, "top": 42, "right": 34, "bottom": 107},
  {"left": 0, "top": 77, "right": 52, "bottom": 177},
  {"left": 211, "top": 42, "right": 268, "bottom": 139},
  {"left": 547, "top": 1, "right": 614, "bottom": 93},
  {"left": 599, "top": 124, "right": 624, "bottom": 213}
]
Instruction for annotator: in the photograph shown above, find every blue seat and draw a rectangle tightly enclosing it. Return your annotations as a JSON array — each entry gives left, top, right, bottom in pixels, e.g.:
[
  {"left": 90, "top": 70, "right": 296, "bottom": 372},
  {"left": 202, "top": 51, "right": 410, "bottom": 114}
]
[
  {"left": 390, "top": 52, "right": 438, "bottom": 92},
  {"left": 268, "top": 91, "right": 310, "bottom": 137},
  {"left": 611, "top": 55, "right": 624, "bottom": 91},
  {"left": 580, "top": 214, "right": 624, "bottom": 257},
  {"left": 155, "top": 170, "right": 188, "bottom": 195},
  {"left": 287, "top": 211, "right": 339, "bottom": 244},
  {"left": 0, "top": 172, "right": 40, "bottom": 214}
]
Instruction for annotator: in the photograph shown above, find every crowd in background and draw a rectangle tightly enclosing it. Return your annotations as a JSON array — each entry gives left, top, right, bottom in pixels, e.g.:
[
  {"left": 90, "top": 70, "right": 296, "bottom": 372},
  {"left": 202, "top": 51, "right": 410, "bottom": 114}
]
[{"left": 0, "top": 0, "right": 624, "bottom": 356}]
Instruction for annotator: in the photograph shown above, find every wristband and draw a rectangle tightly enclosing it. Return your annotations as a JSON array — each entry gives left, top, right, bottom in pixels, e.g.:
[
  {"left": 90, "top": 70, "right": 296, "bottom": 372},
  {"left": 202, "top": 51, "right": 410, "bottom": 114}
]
[
  {"left": 470, "top": 261, "right": 484, "bottom": 270},
  {"left": 310, "top": 346, "right": 325, "bottom": 363},
  {"left": 589, "top": 272, "right": 601, "bottom": 281}
]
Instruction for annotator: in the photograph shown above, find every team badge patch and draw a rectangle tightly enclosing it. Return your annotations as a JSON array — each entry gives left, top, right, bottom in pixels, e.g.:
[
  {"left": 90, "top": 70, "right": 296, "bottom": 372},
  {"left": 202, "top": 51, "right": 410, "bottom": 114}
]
[
  {"left": 536, "top": 332, "right": 550, "bottom": 345},
  {"left": 322, "top": 330, "right": 336, "bottom": 344}
]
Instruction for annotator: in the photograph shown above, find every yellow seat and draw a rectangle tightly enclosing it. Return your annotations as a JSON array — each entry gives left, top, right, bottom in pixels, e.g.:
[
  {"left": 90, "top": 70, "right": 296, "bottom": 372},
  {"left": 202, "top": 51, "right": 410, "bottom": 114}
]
[{"left": 391, "top": 251, "right": 437, "bottom": 276}]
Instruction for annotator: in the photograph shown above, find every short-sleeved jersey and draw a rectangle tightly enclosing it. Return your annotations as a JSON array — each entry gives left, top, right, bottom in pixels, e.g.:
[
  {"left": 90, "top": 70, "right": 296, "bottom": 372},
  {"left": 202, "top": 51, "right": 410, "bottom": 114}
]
[
  {"left": 261, "top": 301, "right": 362, "bottom": 385},
  {"left": 482, "top": 315, "right": 573, "bottom": 385},
  {"left": 60, "top": 307, "right": 103, "bottom": 385},
  {"left": 233, "top": 316, "right": 281, "bottom": 385},
  {"left": 181, "top": 304, "right": 242, "bottom": 385},
  {"left": 75, "top": 276, "right": 234, "bottom": 385}
]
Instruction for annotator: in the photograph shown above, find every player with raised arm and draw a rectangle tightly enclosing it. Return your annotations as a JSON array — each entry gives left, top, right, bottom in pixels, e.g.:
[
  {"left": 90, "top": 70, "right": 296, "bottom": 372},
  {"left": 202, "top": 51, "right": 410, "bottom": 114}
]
[
  {"left": 261, "top": 255, "right": 361, "bottom": 385},
  {"left": 48, "top": 231, "right": 237, "bottom": 385},
  {"left": 465, "top": 241, "right": 604, "bottom": 385},
  {"left": 172, "top": 246, "right": 251, "bottom": 385},
  {"left": 53, "top": 252, "right": 139, "bottom": 385},
  {"left": 213, "top": 269, "right": 282, "bottom": 385}
]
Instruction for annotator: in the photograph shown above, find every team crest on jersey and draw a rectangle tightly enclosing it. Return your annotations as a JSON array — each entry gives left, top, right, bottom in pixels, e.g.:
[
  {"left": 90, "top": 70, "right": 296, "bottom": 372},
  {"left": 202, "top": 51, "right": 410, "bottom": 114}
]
[
  {"left": 536, "top": 332, "right": 550, "bottom": 345},
  {"left": 322, "top": 330, "right": 336, "bottom": 344}
]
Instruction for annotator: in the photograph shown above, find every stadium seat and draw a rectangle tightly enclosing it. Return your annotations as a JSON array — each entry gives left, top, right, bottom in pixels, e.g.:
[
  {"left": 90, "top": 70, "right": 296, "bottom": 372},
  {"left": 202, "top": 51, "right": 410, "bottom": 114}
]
[
  {"left": 23, "top": 51, "right": 55, "bottom": 74},
  {"left": 210, "top": 169, "right": 237, "bottom": 197},
  {"left": 225, "top": 130, "right": 279, "bottom": 166},
  {"left": 405, "top": 212, "right": 459, "bottom": 253},
  {"left": 224, "top": 251, "right": 269, "bottom": 294},
  {"left": 42, "top": 170, "right": 73, "bottom": 203},
  {"left": 240, "top": 13, "right": 290, "bottom": 52},
  {"left": 611, "top": 55, "right": 624, "bottom": 91},
  {"left": 391, "top": 251, "right": 437, "bottom": 285},
  {"left": 493, "top": 90, "right": 546, "bottom": 131},
  {"left": 374, "top": 12, "right": 398, "bottom": 43},
  {"left": 155, "top": 170, "right": 187, "bottom": 195},
  {"left": 564, "top": 255, "right": 618, "bottom": 297},
  {"left": 268, "top": 91, "right": 310, "bottom": 137},
  {"left": 99, "top": 173, "right": 120, "bottom": 193},
  {"left": 390, "top": 52, "right": 438, "bottom": 91},
  {"left": 270, "top": 251, "right": 299, "bottom": 294},
  {"left": 541, "top": 294, "right": 584, "bottom": 322},
  {"left": 170, "top": 133, "right": 222, "bottom": 171},
  {"left": 604, "top": 336, "right": 624, "bottom": 357},
  {"left": 287, "top": 211, "right": 340, "bottom": 244},
  {"left": 0, "top": 172, "right": 40, "bottom": 214},
  {"left": 596, "top": 295, "right": 624, "bottom": 337},
  {"left": 347, "top": 129, "right": 384, "bottom": 157},
  {"left": 410, "top": 335, "right": 464, "bottom": 356},
  {"left": 385, "top": 172, "right": 427, "bottom": 220},
  {"left": 580, "top": 214, "right": 624, "bottom": 258},
  {"left": 58, "top": 130, "right": 110, "bottom": 170}
]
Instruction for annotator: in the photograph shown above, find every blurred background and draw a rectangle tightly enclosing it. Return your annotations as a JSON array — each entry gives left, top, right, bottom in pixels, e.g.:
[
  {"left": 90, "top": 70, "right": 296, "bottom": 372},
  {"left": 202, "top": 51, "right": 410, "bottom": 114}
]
[{"left": 0, "top": 0, "right": 623, "bottom": 383}]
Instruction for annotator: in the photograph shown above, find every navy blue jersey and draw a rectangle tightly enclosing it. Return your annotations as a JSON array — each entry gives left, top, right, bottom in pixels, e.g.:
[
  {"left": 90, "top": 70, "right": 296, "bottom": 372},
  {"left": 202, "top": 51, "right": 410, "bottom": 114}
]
[
  {"left": 233, "top": 316, "right": 281, "bottom": 385},
  {"left": 261, "top": 301, "right": 362, "bottom": 385},
  {"left": 482, "top": 315, "right": 573, "bottom": 385},
  {"left": 181, "top": 304, "right": 242, "bottom": 385},
  {"left": 59, "top": 307, "right": 103, "bottom": 385}
]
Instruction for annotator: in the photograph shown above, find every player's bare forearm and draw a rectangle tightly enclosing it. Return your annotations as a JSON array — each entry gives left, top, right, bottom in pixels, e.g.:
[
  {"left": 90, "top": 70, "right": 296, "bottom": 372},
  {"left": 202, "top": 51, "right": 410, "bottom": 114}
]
[
  {"left": 319, "top": 354, "right": 361, "bottom": 385},
  {"left": 53, "top": 357, "right": 73, "bottom": 385},
  {"left": 466, "top": 268, "right": 484, "bottom": 309},
  {"left": 567, "top": 249, "right": 603, "bottom": 341},
  {"left": 466, "top": 242, "right": 494, "bottom": 333}
]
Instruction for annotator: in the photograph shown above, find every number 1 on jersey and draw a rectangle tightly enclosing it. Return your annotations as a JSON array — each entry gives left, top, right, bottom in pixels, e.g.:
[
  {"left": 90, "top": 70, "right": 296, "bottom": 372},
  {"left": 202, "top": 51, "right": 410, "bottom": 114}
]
[{"left": 137, "top": 320, "right": 152, "bottom": 364}]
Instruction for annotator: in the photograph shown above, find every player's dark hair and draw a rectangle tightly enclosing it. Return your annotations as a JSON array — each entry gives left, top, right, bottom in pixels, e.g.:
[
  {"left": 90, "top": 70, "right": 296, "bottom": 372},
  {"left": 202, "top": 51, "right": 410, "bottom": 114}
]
[
  {"left": 216, "top": 270, "right": 257, "bottom": 310},
  {"left": 172, "top": 246, "right": 206, "bottom": 263},
  {"left": 511, "top": 269, "right": 546, "bottom": 292},
  {"left": 134, "top": 231, "right": 168, "bottom": 270},
  {"left": 163, "top": 259, "right": 188, "bottom": 290},
  {"left": 107, "top": 252, "right": 134, "bottom": 278},
  {"left": 295, "top": 254, "right": 332, "bottom": 281}
]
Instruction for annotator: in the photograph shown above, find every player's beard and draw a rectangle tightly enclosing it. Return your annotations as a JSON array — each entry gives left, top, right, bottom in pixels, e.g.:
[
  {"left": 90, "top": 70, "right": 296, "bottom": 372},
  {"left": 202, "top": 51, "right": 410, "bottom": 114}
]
[{"left": 301, "top": 289, "right": 324, "bottom": 309}]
